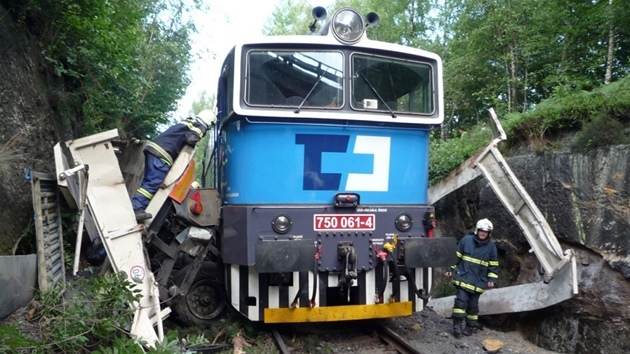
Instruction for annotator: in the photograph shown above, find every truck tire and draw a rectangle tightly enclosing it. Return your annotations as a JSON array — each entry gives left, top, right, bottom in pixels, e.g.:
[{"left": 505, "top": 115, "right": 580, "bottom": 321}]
[{"left": 171, "top": 261, "right": 226, "bottom": 326}]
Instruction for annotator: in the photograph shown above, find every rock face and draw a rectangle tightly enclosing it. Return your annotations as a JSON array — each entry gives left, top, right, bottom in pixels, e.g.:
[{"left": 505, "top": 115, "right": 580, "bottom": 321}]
[
  {"left": 0, "top": 2, "right": 62, "bottom": 255},
  {"left": 433, "top": 146, "right": 630, "bottom": 353}
]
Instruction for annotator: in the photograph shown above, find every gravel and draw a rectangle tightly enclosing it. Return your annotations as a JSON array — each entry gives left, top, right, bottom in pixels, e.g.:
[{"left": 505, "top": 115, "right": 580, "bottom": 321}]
[{"left": 277, "top": 307, "right": 560, "bottom": 354}]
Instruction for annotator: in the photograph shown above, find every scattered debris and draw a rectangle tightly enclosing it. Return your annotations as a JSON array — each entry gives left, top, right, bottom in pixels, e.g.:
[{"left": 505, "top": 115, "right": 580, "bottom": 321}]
[
  {"left": 232, "top": 331, "right": 252, "bottom": 354},
  {"left": 483, "top": 337, "right": 504, "bottom": 353}
]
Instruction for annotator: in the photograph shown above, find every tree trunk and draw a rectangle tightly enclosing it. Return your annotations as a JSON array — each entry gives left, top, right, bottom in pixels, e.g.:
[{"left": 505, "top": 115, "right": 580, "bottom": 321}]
[
  {"left": 605, "top": 0, "right": 615, "bottom": 85},
  {"left": 507, "top": 43, "right": 519, "bottom": 113},
  {"left": 523, "top": 57, "right": 528, "bottom": 110},
  {"left": 505, "top": 47, "right": 512, "bottom": 113}
]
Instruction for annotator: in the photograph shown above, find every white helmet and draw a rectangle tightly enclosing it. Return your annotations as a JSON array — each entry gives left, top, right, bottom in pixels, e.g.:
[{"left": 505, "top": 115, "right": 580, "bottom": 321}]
[
  {"left": 196, "top": 109, "right": 217, "bottom": 128},
  {"left": 475, "top": 218, "right": 493, "bottom": 235}
]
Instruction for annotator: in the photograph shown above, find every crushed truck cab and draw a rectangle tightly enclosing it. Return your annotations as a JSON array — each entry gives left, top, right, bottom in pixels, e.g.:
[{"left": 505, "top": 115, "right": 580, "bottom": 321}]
[{"left": 55, "top": 129, "right": 222, "bottom": 347}]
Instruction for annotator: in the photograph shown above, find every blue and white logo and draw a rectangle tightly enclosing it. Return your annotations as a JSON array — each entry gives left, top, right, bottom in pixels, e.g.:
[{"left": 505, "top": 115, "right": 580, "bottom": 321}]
[{"left": 296, "top": 134, "right": 390, "bottom": 191}]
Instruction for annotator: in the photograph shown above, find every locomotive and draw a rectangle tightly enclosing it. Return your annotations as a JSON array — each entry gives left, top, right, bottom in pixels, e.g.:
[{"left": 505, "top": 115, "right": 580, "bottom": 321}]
[{"left": 197, "top": 6, "right": 456, "bottom": 324}]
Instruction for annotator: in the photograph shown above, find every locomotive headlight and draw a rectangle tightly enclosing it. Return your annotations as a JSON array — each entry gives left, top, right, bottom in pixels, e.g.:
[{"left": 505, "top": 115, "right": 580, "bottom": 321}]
[
  {"left": 395, "top": 213, "right": 413, "bottom": 232},
  {"left": 272, "top": 214, "right": 292, "bottom": 234},
  {"left": 331, "top": 8, "right": 365, "bottom": 44}
]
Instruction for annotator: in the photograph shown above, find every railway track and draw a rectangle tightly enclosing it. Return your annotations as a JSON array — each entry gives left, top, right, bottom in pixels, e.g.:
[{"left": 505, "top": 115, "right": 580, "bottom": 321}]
[
  {"left": 375, "top": 323, "right": 424, "bottom": 354},
  {"left": 271, "top": 320, "right": 424, "bottom": 354},
  {"left": 272, "top": 328, "right": 292, "bottom": 354}
]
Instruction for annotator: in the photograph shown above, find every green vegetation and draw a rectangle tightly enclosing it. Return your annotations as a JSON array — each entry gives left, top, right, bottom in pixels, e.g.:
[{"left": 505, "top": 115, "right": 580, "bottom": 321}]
[
  {"left": 430, "top": 75, "right": 630, "bottom": 184},
  {"left": 429, "top": 125, "right": 492, "bottom": 185},
  {"left": 0, "top": 272, "right": 226, "bottom": 353},
  {"left": 190, "top": 91, "right": 216, "bottom": 183},
  {"left": 0, "top": 268, "right": 283, "bottom": 353},
  {"left": 18, "top": 0, "right": 199, "bottom": 139},
  {"left": 0, "top": 272, "right": 138, "bottom": 353},
  {"left": 502, "top": 76, "right": 630, "bottom": 150}
]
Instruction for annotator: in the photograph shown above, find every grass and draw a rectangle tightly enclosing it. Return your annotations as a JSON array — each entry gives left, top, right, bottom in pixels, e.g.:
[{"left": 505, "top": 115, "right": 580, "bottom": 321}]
[{"left": 0, "top": 134, "right": 22, "bottom": 176}]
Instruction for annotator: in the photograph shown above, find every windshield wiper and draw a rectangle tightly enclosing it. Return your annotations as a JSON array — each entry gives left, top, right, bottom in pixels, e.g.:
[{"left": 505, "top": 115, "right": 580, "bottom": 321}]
[
  {"left": 294, "top": 66, "right": 324, "bottom": 114},
  {"left": 359, "top": 72, "right": 396, "bottom": 118}
]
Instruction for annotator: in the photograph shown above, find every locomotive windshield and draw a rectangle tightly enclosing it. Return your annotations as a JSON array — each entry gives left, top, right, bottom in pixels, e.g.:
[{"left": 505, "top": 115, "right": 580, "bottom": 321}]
[
  {"left": 351, "top": 54, "right": 433, "bottom": 114},
  {"left": 245, "top": 49, "right": 434, "bottom": 115},
  {"left": 246, "top": 50, "right": 344, "bottom": 108}
]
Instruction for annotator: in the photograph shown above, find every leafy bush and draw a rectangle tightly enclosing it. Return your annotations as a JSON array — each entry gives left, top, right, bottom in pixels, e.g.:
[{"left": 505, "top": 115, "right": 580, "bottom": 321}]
[
  {"left": 0, "top": 324, "right": 41, "bottom": 353},
  {"left": 94, "top": 330, "right": 205, "bottom": 354},
  {"left": 430, "top": 76, "right": 630, "bottom": 185},
  {"left": 429, "top": 125, "right": 492, "bottom": 185},
  {"left": 30, "top": 272, "right": 140, "bottom": 353},
  {"left": 1, "top": 270, "right": 230, "bottom": 353},
  {"left": 573, "top": 113, "right": 630, "bottom": 149},
  {"left": 502, "top": 75, "right": 630, "bottom": 146}
]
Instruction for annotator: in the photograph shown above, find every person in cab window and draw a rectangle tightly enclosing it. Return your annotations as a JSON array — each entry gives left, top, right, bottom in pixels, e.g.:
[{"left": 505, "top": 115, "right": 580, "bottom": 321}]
[
  {"left": 444, "top": 218, "right": 499, "bottom": 338},
  {"left": 131, "top": 110, "right": 216, "bottom": 221}
]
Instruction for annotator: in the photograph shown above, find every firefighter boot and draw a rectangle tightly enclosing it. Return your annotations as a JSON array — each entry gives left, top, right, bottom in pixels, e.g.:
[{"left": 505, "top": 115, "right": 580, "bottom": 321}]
[
  {"left": 134, "top": 209, "right": 152, "bottom": 222},
  {"left": 453, "top": 318, "right": 463, "bottom": 339},
  {"left": 463, "top": 322, "right": 477, "bottom": 336}
]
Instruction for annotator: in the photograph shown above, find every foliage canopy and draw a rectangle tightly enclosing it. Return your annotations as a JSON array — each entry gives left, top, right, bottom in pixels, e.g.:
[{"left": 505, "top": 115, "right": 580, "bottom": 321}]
[{"left": 24, "top": 0, "right": 198, "bottom": 139}]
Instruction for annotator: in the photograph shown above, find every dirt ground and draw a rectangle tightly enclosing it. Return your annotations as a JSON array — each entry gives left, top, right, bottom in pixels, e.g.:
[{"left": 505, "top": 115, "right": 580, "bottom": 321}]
[{"left": 383, "top": 308, "right": 560, "bottom": 354}]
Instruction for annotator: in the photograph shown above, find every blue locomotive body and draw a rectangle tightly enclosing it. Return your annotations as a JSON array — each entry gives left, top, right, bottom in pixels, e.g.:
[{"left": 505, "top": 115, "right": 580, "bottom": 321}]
[{"left": 222, "top": 122, "right": 429, "bottom": 204}]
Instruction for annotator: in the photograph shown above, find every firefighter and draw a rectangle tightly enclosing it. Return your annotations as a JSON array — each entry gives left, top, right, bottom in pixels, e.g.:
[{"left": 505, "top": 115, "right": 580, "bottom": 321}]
[
  {"left": 131, "top": 110, "right": 216, "bottom": 221},
  {"left": 444, "top": 218, "right": 499, "bottom": 338}
]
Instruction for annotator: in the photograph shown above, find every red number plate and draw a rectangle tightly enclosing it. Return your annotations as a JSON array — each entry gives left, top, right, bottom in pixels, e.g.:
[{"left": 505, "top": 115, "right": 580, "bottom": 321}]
[{"left": 314, "top": 214, "right": 375, "bottom": 231}]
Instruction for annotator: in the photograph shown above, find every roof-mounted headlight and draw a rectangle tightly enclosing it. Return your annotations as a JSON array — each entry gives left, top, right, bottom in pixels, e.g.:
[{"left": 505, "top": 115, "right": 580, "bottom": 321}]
[{"left": 331, "top": 8, "right": 365, "bottom": 44}]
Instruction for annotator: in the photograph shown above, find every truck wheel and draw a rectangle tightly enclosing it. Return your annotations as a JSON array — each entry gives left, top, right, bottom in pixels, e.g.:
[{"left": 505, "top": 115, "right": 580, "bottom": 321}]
[{"left": 171, "top": 261, "right": 226, "bottom": 326}]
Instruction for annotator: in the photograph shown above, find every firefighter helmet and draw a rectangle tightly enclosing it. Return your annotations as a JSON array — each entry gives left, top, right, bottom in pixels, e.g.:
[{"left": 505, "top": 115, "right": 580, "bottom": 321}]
[
  {"left": 196, "top": 109, "right": 217, "bottom": 128},
  {"left": 475, "top": 218, "right": 493, "bottom": 235}
]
